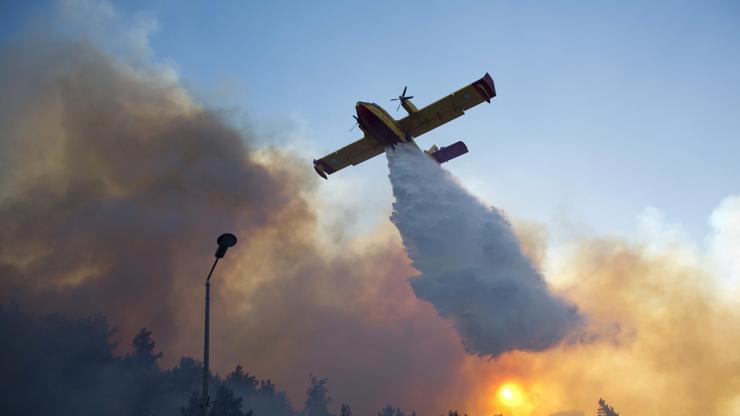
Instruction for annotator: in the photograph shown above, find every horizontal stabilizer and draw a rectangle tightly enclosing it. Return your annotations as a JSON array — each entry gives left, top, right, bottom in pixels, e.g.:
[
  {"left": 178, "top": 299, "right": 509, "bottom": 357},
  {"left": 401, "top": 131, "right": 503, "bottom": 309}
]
[{"left": 430, "top": 141, "right": 468, "bottom": 164}]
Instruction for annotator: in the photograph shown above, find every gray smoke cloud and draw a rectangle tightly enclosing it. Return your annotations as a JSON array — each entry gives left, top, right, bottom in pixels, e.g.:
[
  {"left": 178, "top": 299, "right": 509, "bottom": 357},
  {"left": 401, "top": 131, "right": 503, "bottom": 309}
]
[
  {"left": 387, "top": 143, "right": 582, "bottom": 357},
  {"left": 0, "top": 38, "right": 301, "bottom": 346},
  {"left": 0, "top": 32, "right": 472, "bottom": 414}
]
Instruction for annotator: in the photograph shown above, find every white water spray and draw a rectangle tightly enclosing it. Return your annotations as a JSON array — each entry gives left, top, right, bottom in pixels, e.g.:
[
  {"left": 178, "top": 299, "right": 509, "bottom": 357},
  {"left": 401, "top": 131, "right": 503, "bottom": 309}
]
[{"left": 387, "top": 143, "right": 581, "bottom": 357}]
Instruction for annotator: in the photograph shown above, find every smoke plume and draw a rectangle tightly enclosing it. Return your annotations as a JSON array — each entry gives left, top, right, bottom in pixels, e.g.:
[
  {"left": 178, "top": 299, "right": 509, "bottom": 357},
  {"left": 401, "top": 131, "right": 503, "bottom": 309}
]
[
  {"left": 387, "top": 143, "right": 582, "bottom": 357},
  {"left": 0, "top": 38, "right": 304, "bottom": 346},
  {"left": 0, "top": 12, "right": 466, "bottom": 413}
]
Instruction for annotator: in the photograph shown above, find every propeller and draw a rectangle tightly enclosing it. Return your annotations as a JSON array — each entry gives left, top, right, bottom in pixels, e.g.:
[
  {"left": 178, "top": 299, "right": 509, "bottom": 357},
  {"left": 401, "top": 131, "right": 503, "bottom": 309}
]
[
  {"left": 390, "top": 86, "right": 414, "bottom": 111},
  {"left": 349, "top": 115, "right": 359, "bottom": 131}
]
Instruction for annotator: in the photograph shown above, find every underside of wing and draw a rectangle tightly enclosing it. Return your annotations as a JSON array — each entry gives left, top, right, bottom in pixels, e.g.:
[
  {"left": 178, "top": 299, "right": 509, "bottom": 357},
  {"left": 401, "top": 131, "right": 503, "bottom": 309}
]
[
  {"left": 313, "top": 136, "right": 385, "bottom": 178},
  {"left": 399, "top": 73, "right": 496, "bottom": 138}
]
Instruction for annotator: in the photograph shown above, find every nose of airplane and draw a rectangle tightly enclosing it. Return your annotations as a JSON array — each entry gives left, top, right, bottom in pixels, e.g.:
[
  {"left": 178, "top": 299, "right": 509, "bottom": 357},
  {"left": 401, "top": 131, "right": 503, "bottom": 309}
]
[{"left": 355, "top": 103, "right": 373, "bottom": 122}]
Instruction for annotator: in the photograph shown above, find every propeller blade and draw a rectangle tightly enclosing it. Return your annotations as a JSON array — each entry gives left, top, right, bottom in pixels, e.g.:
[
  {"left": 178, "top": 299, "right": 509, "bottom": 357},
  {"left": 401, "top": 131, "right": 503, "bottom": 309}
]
[
  {"left": 350, "top": 115, "right": 359, "bottom": 131},
  {"left": 391, "top": 87, "right": 412, "bottom": 110}
]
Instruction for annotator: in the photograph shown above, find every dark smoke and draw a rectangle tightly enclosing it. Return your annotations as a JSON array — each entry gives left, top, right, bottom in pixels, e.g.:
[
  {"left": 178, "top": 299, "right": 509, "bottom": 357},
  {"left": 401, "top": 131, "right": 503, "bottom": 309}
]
[
  {"left": 387, "top": 143, "right": 582, "bottom": 357},
  {"left": 0, "top": 35, "right": 468, "bottom": 415},
  {"left": 0, "top": 39, "right": 305, "bottom": 346}
]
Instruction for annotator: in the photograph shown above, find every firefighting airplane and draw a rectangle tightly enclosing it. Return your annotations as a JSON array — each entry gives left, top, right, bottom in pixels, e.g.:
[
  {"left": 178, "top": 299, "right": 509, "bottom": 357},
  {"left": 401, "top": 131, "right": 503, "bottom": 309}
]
[{"left": 313, "top": 73, "right": 496, "bottom": 179}]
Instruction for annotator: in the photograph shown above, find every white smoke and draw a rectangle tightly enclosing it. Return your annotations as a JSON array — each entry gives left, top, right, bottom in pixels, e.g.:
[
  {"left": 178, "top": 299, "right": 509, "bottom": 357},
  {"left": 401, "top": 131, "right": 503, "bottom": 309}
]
[
  {"left": 707, "top": 195, "right": 740, "bottom": 297},
  {"left": 387, "top": 143, "right": 582, "bottom": 357}
]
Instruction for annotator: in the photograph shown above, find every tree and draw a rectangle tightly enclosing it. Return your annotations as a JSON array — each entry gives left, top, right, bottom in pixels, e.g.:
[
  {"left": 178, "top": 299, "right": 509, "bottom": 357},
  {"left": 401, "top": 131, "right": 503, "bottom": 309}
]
[
  {"left": 179, "top": 391, "right": 202, "bottom": 416},
  {"left": 225, "top": 365, "right": 259, "bottom": 395},
  {"left": 378, "top": 404, "right": 404, "bottom": 416},
  {"left": 340, "top": 404, "right": 352, "bottom": 416},
  {"left": 125, "top": 328, "right": 167, "bottom": 415},
  {"left": 224, "top": 366, "right": 295, "bottom": 416},
  {"left": 259, "top": 379, "right": 276, "bottom": 395},
  {"left": 167, "top": 357, "right": 203, "bottom": 398},
  {"left": 303, "top": 375, "right": 332, "bottom": 416},
  {"left": 0, "top": 308, "right": 286, "bottom": 416},
  {"left": 211, "top": 385, "right": 247, "bottom": 416},
  {"left": 597, "top": 398, "right": 619, "bottom": 416},
  {"left": 131, "top": 328, "right": 163, "bottom": 368}
]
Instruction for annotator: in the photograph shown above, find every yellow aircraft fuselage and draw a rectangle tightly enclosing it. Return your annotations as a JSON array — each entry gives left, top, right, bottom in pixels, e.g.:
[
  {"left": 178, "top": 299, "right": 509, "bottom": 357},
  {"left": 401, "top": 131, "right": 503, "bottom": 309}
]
[{"left": 354, "top": 102, "right": 410, "bottom": 147}]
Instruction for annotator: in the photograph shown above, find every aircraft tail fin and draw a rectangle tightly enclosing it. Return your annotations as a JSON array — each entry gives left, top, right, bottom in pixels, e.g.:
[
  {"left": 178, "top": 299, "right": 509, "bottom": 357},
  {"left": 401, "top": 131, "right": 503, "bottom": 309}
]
[{"left": 429, "top": 141, "right": 468, "bottom": 164}]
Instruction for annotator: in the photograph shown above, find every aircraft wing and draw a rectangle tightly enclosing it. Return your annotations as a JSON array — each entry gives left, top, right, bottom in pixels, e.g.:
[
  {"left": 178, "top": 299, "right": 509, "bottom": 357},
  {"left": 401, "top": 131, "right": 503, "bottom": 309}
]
[
  {"left": 313, "top": 135, "right": 385, "bottom": 179},
  {"left": 399, "top": 73, "right": 496, "bottom": 138}
]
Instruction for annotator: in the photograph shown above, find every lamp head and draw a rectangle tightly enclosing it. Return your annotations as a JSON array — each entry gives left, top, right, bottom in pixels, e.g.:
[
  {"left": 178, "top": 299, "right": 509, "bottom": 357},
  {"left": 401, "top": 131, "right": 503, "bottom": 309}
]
[{"left": 215, "top": 233, "right": 237, "bottom": 258}]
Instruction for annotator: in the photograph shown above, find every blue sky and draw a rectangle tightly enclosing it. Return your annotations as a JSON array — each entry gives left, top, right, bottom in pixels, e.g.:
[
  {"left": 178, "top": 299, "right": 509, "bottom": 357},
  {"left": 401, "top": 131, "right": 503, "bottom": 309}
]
[{"left": 4, "top": 0, "right": 740, "bottom": 242}]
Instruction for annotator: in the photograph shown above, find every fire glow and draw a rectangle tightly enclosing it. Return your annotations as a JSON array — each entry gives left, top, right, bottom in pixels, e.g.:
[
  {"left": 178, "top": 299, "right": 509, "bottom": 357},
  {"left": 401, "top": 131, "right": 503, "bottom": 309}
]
[{"left": 496, "top": 382, "right": 526, "bottom": 408}]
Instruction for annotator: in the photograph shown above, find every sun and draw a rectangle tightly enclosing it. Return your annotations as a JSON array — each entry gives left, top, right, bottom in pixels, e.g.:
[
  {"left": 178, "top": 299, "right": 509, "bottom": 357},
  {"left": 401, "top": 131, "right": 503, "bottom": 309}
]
[{"left": 496, "top": 382, "right": 525, "bottom": 408}]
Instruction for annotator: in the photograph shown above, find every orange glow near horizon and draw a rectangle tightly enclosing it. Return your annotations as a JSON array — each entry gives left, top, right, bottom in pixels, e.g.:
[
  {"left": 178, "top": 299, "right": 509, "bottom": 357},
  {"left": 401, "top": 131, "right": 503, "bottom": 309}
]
[{"left": 496, "top": 382, "right": 526, "bottom": 408}]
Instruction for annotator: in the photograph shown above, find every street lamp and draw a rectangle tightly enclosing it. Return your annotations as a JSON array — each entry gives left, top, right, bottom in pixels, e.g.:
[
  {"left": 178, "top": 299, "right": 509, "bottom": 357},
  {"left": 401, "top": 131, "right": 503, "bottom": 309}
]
[{"left": 202, "top": 233, "right": 237, "bottom": 415}]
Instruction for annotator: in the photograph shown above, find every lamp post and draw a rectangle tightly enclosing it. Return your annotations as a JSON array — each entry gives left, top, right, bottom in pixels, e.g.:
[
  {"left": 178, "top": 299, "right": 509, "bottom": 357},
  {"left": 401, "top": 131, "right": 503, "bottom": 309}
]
[{"left": 202, "top": 233, "right": 237, "bottom": 416}]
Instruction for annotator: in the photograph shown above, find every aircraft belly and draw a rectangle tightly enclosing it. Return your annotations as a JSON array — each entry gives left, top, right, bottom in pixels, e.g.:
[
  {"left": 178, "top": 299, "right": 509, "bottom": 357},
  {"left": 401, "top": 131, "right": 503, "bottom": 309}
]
[{"left": 358, "top": 106, "right": 403, "bottom": 147}]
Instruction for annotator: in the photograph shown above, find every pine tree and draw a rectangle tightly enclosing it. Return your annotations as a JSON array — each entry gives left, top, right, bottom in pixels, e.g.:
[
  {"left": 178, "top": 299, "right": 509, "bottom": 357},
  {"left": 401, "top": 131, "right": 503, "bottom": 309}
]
[
  {"left": 377, "top": 404, "right": 404, "bottom": 416},
  {"left": 211, "top": 385, "right": 246, "bottom": 416},
  {"left": 225, "top": 365, "right": 259, "bottom": 395},
  {"left": 179, "top": 391, "right": 202, "bottom": 416},
  {"left": 597, "top": 398, "right": 619, "bottom": 416},
  {"left": 303, "top": 375, "right": 332, "bottom": 416},
  {"left": 131, "top": 328, "right": 163, "bottom": 368},
  {"left": 259, "top": 379, "right": 276, "bottom": 395}
]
